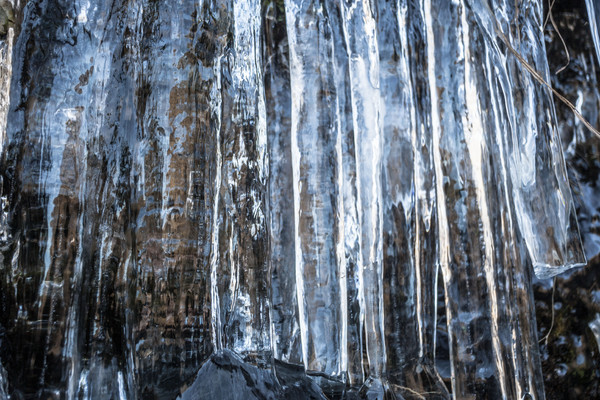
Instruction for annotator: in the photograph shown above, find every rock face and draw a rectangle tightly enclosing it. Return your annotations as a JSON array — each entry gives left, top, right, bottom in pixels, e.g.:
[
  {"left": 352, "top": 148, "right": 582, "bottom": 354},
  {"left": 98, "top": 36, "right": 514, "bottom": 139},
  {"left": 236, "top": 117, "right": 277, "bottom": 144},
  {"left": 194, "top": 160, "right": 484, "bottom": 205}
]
[
  {"left": 180, "top": 351, "right": 283, "bottom": 400},
  {"left": 180, "top": 351, "right": 328, "bottom": 400},
  {"left": 0, "top": 0, "right": 597, "bottom": 399}
]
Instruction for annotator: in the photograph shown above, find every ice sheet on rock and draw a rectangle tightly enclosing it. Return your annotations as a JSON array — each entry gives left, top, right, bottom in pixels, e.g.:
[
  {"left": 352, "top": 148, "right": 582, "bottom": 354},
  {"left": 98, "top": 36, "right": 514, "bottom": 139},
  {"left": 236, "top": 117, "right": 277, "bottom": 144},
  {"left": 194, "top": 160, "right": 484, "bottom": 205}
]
[
  {"left": 66, "top": 2, "right": 142, "bottom": 397},
  {"left": 0, "top": 0, "right": 134, "bottom": 397},
  {"left": 0, "top": 0, "right": 224, "bottom": 397},
  {"left": 132, "top": 0, "right": 220, "bottom": 395}
]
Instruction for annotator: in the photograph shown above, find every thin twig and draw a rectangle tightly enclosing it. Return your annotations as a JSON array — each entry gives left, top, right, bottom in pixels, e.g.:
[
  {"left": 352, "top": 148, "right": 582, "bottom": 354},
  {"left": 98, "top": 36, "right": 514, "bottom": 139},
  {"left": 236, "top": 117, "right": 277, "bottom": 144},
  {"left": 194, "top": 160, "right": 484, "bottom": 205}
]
[
  {"left": 545, "top": 0, "right": 571, "bottom": 74},
  {"left": 543, "top": 0, "right": 555, "bottom": 27},
  {"left": 539, "top": 277, "right": 556, "bottom": 345},
  {"left": 396, "top": 386, "right": 429, "bottom": 400}
]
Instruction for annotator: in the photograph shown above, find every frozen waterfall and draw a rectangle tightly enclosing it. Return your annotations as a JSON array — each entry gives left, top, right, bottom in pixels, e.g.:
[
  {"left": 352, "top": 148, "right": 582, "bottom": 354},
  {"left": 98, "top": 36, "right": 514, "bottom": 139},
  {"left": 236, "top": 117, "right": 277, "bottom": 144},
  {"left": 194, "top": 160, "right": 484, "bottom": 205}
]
[{"left": 0, "top": 0, "right": 597, "bottom": 399}]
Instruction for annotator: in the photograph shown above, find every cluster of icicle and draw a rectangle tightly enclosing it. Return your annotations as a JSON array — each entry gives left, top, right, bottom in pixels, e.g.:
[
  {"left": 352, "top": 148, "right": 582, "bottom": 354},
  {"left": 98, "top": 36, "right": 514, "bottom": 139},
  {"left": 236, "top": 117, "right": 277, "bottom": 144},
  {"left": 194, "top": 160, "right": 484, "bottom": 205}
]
[{"left": 0, "top": 0, "right": 589, "bottom": 399}]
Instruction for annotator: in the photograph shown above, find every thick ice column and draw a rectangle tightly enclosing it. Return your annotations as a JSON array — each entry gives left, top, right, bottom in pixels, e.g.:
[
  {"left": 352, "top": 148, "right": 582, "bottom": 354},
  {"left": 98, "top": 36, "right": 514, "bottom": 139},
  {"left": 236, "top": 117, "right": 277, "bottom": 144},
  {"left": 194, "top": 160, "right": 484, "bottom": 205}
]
[
  {"left": 339, "top": 0, "right": 386, "bottom": 379},
  {"left": 465, "top": 1, "right": 550, "bottom": 397},
  {"left": 263, "top": 0, "right": 303, "bottom": 365},
  {"left": 429, "top": 0, "right": 546, "bottom": 398},
  {"left": 427, "top": 0, "right": 505, "bottom": 398},
  {"left": 212, "top": 0, "right": 271, "bottom": 361},
  {"left": 321, "top": 0, "right": 365, "bottom": 384},
  {"left": 377, "top": 0, "right": 449, "bottom": 397},
  {"left": 503, "top": 0, "right": 585, "bottom": 278},
  {"left": 377, "top": 0, "right": 417, "bottom": 386},
  {"left": 284, "top": 0, "right": 346, "bottom": 379}
]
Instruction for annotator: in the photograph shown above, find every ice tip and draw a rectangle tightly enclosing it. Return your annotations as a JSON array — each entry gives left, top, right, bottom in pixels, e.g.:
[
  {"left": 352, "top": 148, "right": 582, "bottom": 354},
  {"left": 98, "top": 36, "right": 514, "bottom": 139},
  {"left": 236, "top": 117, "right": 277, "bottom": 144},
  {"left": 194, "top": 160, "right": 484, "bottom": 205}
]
[{"left": 532, "top": 260, "right": 587, "bottom": 280}]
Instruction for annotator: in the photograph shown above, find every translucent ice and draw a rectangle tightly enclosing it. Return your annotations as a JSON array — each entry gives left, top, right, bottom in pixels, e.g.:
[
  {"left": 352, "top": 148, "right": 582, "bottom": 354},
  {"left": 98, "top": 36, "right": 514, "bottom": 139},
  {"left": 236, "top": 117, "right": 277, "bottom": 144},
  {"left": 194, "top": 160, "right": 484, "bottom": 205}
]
[{"left": 0, "top": 0, "right": 590, "bottom": 398}]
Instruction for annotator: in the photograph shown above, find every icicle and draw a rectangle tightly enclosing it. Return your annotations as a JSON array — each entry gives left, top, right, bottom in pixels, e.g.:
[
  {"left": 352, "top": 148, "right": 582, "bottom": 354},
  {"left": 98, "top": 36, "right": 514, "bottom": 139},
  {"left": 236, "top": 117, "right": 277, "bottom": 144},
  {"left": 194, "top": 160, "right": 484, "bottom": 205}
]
[
  {"left": 427, "top": 0, "right": 506, "bottom": 397},
  {"left": 377, "top": 0, "right": 450, "bottom": 397},
  {"left": 586, "top": 0, "right": 600, "bottom": 68},
  {"left": 214, "top": 0, "right": 271, "bottom": 361},
  {"left": 0, "top": 362, "right": 7, "bottom": 399},
  {"left": 551, "top": 5, "right": 600, "bottom": 261},
  {"left": 322, "top": 0, "right": 364, "bottom": 385},
  {"left": 430, "top": 0, "right": 546, "bottom": 398},
  {"left": 502, "top": 0, "right": 585, "bottom": 279},
  {"left": 263, "top": 0, "right": 303, "bottom": 366},
  {"left": 0, "top": 6, "right": 13, "bottom": 155},
  {"left": 339, "top": 0, "right": 386, "bottom": 380},
  {"left": 284, "top": 0, "right": 346, "bottom": 380}
]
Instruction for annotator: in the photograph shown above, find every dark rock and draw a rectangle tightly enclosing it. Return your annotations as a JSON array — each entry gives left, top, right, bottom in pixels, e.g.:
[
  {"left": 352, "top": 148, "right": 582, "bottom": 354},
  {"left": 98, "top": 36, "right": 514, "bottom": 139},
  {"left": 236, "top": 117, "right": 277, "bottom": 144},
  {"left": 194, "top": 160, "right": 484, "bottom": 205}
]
[{"left": 180, "top": 351, "right": 327, "bottom": 400}]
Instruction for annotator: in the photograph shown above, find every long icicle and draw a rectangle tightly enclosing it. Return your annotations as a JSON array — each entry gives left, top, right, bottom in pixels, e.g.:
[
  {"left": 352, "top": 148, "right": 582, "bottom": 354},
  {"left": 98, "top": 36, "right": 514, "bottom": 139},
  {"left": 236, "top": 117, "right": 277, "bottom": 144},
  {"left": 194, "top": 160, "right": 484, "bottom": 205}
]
[{"left": 284, "top": 0, "right": 346, "bottom": 381}]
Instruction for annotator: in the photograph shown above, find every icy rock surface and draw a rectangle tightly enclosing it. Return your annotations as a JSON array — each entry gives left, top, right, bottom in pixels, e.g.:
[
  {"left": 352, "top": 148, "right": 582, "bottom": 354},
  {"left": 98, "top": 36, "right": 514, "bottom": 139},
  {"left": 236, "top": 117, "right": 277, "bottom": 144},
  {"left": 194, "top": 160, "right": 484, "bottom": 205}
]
[
  {"left": 179, "top": 350, "right": 326, "bottom": 400},
  {"left": 0, "top": 0, "right": 590, "bottom": 399}
]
